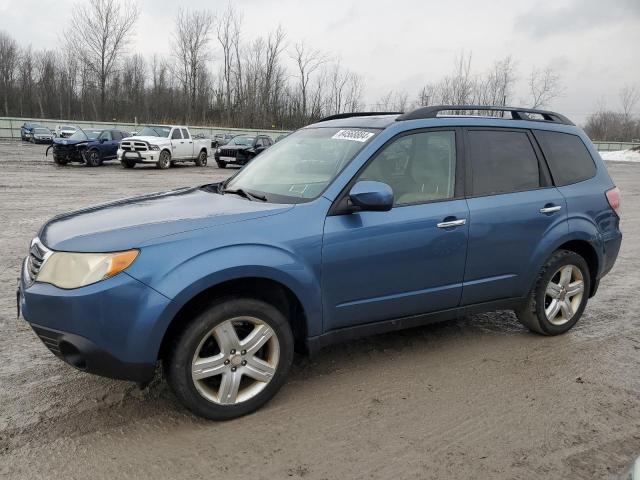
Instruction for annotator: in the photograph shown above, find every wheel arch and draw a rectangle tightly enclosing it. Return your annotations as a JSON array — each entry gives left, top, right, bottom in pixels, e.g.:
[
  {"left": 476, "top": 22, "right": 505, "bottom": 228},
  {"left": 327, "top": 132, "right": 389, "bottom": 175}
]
[{"left": 158, "top": 276, "right": 309, "bottom": 362}]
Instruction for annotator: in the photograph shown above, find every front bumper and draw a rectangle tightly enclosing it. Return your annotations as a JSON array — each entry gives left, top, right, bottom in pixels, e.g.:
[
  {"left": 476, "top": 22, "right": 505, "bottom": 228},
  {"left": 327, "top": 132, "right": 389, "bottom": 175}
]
[
  {"left": 19, "top": 265, "right": 172, "bottom": 383},
  {"left": 118, "top": 149, "right": 158, "bottom": 163}
]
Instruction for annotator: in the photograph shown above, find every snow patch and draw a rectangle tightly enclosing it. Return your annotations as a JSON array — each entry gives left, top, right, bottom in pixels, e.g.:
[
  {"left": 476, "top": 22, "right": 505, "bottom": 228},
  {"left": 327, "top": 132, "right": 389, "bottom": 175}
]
[{"left": 600, "top": 149, "right": 640, "bottom": 163}]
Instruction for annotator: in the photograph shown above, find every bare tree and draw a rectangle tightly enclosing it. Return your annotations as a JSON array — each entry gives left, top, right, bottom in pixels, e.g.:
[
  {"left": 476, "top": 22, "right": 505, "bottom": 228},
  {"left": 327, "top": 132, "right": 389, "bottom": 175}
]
[
  {"left": 65, "top": 0, "right": 139, "bottom": 119},
  {"left": 620, "top": 84, "right": 639, "bottom": 118},
  {"left": 528, "top": 66, "right": 563, "bottom": 108},
  {"left": 173, "top": 9, "right": 214, "bottom": 123},
  {"left": 290, "top": 41, "right": 326, "bottom": 119},
  {"left": 217, "top": 3, "right": 242, "bottom": 123},
  {"left": 0, "top": 31, "right": 18, "bottom": 116}
]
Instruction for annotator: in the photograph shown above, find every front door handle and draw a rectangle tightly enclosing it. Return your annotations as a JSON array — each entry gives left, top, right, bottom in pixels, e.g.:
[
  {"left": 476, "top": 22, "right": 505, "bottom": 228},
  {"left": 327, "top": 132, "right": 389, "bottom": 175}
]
[
  {"left": 540, "top": 205, "right": 562, "bottom": 214},
  {"left": 437, "top": 218, "right": 466, "bottom": 229}
]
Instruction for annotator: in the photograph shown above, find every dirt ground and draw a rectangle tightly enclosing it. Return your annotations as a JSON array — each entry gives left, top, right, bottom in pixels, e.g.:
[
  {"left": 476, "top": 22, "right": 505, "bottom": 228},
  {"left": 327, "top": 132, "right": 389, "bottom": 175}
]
[{"left": 0, "top": 141, "right": 638, "bottom": 480}]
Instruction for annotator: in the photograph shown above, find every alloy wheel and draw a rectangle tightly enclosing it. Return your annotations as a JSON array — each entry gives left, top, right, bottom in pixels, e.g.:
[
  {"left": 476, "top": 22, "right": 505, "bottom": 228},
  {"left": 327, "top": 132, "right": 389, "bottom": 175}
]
[
  {"left": 544, "top": 264, "right": 585, "bottom": 326},
  {"left": 191, "top": 317, "right": 280, "bottom": 405}
]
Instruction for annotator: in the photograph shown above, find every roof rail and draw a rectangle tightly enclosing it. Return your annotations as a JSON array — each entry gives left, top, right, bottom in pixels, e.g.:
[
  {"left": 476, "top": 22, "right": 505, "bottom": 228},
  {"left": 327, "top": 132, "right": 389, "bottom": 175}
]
[
  {"left": 396, "top": 105, "right": 574, "bottom": 125},
  {"left": 316, "top": 112, "right": 403, "bottom": 122}
]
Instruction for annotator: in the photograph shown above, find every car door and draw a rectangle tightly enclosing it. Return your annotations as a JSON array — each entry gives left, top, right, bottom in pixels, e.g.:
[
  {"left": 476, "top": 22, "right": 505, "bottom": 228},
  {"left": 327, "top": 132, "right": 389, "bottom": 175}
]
[
  {"left": 322, "top": 129, "right": 469, "bottom": 331},
  {"left": 106, "top": 131, "right": 120, "bottom": 158},
  {"left": 170, "top": 128, "right": 184, "bottom": 158},
  {"left": 181, "top": 128, "right": 194, "bottom": 158},
  {"left": 461, "top": 128, "right": 567, "bottom": 305}
]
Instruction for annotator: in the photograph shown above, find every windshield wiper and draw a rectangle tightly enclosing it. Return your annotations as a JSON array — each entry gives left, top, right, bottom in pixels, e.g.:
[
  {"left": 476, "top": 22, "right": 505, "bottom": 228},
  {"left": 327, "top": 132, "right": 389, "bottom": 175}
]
[{"left": 221, "top": 188, "right": 267, "bottom": 202}]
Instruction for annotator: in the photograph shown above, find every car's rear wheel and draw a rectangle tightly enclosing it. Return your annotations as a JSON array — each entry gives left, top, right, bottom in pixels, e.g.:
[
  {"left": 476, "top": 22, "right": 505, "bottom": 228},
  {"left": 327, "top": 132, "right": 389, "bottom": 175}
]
[
  {"left": 165, "top": 297, "right": 294, "bottom": 420},
  {"left": 516, "top": 250, "right": 590, "bottom": 335},
  {"left": 216, "top": 160, "right": 227, "bottom": 169},
  {"left": 121, "top": 159, "right": 136, "bottom": 169},
  {"left": 195, "top": 150, "right": 208, "bottom": 167},
  {"left": 157, "top": 150, "right": 171, "bottom": 169},
  {"left": 85, "top": 149, "right": 102, "bottom": 167}
]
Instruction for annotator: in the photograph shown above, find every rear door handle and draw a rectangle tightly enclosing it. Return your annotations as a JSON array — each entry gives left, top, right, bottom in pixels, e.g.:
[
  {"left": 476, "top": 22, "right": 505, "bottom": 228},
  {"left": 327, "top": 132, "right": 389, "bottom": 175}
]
[
  {"left": 540, "top": 205, "right": 562, "bottom": 214},
  {"left": 437, "top": 219, "right": 466, "bottom": 228}
]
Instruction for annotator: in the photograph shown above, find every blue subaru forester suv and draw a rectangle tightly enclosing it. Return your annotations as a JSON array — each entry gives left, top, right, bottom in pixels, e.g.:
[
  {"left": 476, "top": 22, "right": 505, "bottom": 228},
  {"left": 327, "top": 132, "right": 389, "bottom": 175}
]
[{"left": 18, "top": 105, "right": 621, "bottom": 420}]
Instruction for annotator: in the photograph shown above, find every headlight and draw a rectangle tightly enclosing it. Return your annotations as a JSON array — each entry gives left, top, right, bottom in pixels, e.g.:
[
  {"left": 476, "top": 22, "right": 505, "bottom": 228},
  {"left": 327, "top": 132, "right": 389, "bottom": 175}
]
[
  {"left": 216, "top": 148, "right": 221, "bottom": 153},
  {"left": 37, "top": 250, "right": 139, "bottom": 289},
  {"left": 149, "top": 144, "right": 160, "bottom": 151}
]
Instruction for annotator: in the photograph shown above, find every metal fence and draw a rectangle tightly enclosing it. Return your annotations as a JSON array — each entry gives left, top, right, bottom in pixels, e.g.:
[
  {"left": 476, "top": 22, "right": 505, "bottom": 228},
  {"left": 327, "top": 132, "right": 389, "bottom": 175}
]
[
  {"left": 592, "top": 141, "right": 640, "bottom": 152},
  {"left": 0, "top": 116, "right": 291, "bottom": 141}
]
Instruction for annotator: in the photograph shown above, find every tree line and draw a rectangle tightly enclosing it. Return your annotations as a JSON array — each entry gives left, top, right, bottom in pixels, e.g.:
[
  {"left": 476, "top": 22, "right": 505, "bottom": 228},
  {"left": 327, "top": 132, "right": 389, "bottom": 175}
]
[{"left": 0, "top": 0, "right": 637, "bottom": 139}]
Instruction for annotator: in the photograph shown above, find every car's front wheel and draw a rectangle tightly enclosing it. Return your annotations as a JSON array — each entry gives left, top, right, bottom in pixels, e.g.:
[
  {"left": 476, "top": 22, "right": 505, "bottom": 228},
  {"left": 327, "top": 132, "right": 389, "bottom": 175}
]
[
  {"left": 165, "top": 297, "right": 294, "bottom": 420},
  {"left": 121, "top": 159, "right": 136, "bottom": 169},
  {"left": 216, "top": 160, "right": 227, "bottom": 168},
  {"left": 516, "top": 250, "right": 590, "bottom": 335},
  {"left": 85, "top": 149, "right": 102, "bottom": 167},
  {"left": 156, "top": 150, "right": 171, "bottom": 169}
]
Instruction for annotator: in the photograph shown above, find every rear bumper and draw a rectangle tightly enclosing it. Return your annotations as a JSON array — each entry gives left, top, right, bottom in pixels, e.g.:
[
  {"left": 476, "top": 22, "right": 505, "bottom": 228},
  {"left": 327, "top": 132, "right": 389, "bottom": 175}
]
[{"left": 19, "top": 267, "right": 171, "bottom": 384}]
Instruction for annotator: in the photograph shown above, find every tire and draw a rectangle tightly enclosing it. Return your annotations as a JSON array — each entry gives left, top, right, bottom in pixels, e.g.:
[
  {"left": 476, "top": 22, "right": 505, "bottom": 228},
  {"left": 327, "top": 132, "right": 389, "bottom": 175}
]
[
  {"left": 156, "top": 150, "right": 171, "bottom": 169},
  {"left": 516, "top": 250, "right": 591, "bottom": 336},
  {"left": 195, "top": 150, "right": 208, "bottom": 167},
  {"left": 30, "top": 136, "right": 35, "bottom": 144},
  {"left": 216, "top": 161, "right": 227, "bottom": 169},
  {"left": 121, "top": 159, "right": 136, "bottom": 169},
  {"left": 165, "top": 297, "right": 294, "bottom": 420},
  {"left": 85, "top": 149, "right": 102, "bottom": 167},
  {"left": 53, "top": 155, "right": 68, "bottom": 166}
]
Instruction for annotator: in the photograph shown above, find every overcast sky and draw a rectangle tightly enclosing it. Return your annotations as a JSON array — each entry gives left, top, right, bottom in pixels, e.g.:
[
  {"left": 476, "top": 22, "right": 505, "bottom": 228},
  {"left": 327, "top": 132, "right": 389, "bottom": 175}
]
[{"left": 1, "top": 0, "right": 639, "bottom": 124}]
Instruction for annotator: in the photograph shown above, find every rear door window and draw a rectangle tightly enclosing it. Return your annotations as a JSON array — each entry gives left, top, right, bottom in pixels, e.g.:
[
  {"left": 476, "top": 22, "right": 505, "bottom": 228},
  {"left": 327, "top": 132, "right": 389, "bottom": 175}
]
[
  {"left": 533, "top": 130, "right": 596, "bottom": 186},
  {"left": 181, "top": 129, "right": 190, "bottom": 139},
  {"left": 467, "top": 129, "right": 540, "bottom": 196}
]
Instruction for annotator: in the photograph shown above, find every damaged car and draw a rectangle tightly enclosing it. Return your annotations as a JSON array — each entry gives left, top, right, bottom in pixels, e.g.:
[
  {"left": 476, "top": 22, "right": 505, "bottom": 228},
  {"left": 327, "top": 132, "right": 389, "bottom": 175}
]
[{"left": 47, "top": 128, "right": 129, "bottom": 167}]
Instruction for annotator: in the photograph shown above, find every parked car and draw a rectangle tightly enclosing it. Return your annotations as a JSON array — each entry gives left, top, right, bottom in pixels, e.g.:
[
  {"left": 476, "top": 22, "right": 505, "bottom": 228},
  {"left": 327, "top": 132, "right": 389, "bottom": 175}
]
[
  {"left": 118, "top": 125, "right": 210, "bottom": 169},
  {"left": 30, "top": 127, "right": 54, "bottom": 144},
  {"left": 212, "top": 132, "right": 237, "bottom": 148},
  {"left": 20, "top": 122, "right": 43, "bottom": 141},
  {"left": 47, "top": 128, "right": 129, "bottom": 166},
  {"left": 55, "top": 125, "right": 78, "bottom": 138},
  {"left": 214, "top": 134, "right": 273, "bottom": 168},
  {"left": 17, "top": 105, "right": 621, "bottom": 420}
]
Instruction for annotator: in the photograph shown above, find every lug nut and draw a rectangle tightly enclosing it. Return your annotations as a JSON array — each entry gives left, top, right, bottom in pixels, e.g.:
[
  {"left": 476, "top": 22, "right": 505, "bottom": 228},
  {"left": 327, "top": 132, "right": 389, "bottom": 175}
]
[
  {"left": 230, "top": 349, "right": 236, "bottom": 354},
  {"left": 241, "top": 360, "right": 247, "bottom": 366},
  {"left": 224, "top": 359, "right": 230, "bottom": 365},
  {"left": 241, "top": 350, "right": 246, "bottom": 355},
  {"left": 231, "top": 366, "right": 237, "bottom": 372}
]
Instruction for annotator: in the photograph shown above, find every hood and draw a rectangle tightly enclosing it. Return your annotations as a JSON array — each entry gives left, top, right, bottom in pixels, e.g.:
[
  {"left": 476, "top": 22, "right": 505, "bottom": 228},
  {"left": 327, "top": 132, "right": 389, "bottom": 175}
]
[
  {"left": 53, "top": 137, "right": 89, "bottom": 146},
  {"left": 221, "top": 144, "right": 253, "bottom": 151},
  {"left": 40, "top": 185, "right": 292, "bottom": 252},
  {"left": 124, "top": 136, "right": 169, "bottom": 144}
]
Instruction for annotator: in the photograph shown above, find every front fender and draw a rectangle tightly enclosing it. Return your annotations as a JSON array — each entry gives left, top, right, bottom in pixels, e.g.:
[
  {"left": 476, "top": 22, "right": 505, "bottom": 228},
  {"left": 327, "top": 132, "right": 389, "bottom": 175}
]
[{"left": 129, "top": 243, "right": 323, "bottom": 355}]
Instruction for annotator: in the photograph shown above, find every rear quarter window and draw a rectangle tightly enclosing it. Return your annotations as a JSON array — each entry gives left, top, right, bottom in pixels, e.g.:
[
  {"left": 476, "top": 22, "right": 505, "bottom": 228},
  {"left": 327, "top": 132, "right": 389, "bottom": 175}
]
[{"left": 533, "top": 130, "right": 596, "bottom": 186}]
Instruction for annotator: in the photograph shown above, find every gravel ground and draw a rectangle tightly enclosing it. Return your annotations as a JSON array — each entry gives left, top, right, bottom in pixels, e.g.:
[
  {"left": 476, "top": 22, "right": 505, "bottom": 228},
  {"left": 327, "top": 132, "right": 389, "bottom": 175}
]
[{"left": 0, "top": 141, "right": 638, "bottom": 480}]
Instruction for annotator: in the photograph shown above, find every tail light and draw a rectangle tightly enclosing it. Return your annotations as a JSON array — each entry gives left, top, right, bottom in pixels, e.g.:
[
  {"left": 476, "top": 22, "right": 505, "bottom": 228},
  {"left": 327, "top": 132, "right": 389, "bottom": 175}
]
[{"left": 606, "top": 187, "right": 621, "bottom": 217}]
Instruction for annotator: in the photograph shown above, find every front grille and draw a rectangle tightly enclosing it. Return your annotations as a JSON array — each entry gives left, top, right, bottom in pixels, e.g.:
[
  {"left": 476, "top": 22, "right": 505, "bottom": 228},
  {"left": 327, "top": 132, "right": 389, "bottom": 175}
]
[
  {"left": 25, "top": 238, "right": 51, "bottom": 284},
  {"left": 121, "top": 140, "right": 149, "bottom": 152},
  {"left": 220, "top": 148, "right": 237, "bottom": 157},
  {"left": 31, "top": 326, "right": 63, "bottom": 358}
]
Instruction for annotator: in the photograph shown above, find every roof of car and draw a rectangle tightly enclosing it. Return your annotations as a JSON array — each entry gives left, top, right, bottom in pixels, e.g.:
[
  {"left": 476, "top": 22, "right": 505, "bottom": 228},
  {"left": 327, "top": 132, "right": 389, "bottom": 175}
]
[{"left": 307, "top": 114, "right": 400, "bottom": 129}]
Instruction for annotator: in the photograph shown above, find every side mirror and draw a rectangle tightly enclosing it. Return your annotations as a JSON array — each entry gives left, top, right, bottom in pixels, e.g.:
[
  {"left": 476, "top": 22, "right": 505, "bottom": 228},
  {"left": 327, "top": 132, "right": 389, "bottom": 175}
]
[{"left": 348, "top": 181, "right": 394, "bottom": 212}]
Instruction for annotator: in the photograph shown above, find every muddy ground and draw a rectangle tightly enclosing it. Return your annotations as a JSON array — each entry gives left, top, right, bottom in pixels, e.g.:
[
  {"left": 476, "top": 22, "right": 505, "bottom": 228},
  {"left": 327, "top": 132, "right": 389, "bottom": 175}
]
[{"left": 0, "top": 141, "right": 638, "bottom": 479}]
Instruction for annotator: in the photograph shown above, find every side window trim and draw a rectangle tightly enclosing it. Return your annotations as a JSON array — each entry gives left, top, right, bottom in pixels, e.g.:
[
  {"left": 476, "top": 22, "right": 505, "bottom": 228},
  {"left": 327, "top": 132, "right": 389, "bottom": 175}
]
[
  {"left": 328, "top": 127, "right": 465, "bottom": 216},
  {"left": 462, "top": 127, "right": 553, "bottom": 199}
]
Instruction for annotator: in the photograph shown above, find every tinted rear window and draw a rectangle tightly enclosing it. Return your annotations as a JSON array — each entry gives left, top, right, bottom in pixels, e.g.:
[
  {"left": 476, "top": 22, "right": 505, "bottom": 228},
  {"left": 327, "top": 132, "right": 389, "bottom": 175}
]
[
  {"left": 533, "top": 130, "right": 596, "bottom": 186},
  {"left": 468, "top": 130, "right": 540, "bottom": 196}
]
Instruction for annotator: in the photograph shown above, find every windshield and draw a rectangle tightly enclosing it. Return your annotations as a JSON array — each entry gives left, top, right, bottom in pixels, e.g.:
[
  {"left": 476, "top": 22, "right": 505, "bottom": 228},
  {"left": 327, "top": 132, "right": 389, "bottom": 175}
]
[
  {"left": 224, "top": 127, "right": 379, "bottom": 203},
  {"left": 138, "top": 126, "right": 171, "bottom": 137},
  {"left": 61, "top": 125, "right": 75, "bottom": 130},
  {"left": 68, "top": 129, "right": 102, "bottom": 141},
  {"left": 228, "top": 135, "right": 255, "bottom": 146},
  {"left": 34, "top": 128, "right": 50, "bottom": 134}
]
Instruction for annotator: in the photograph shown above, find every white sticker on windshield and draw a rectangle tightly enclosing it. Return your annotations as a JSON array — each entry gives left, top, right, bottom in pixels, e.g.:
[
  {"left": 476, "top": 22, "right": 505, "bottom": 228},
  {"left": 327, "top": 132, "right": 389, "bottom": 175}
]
[{"left": 331, "top": 129, "right": 375, "bottom": 142}]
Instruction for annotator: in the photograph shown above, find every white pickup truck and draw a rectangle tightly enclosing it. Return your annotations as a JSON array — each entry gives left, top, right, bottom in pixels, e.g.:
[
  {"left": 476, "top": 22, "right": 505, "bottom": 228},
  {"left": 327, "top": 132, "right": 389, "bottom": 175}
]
[{"left": 118, "top": 125, "right": 210, "bottom": 169}]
